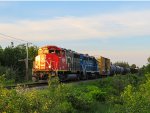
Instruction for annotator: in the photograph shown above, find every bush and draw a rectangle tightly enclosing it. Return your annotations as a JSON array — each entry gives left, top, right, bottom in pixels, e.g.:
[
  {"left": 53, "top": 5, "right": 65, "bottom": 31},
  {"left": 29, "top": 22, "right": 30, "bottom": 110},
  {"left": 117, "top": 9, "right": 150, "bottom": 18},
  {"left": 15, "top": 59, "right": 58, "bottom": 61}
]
[
  {"left": 0, "top": 74, "right": 15, "bottom": 86},
  {"left": 0, "top": 65, "right": 16, "bottom": 85},
  {"left": 67, "top": 87, "right": 94, "bottom": 111},
  {"left": 0, "top": 85, "right": 74, "bottom": 113},
  {"left": 118, "top": 73, "right": 150, "bottom": 113},
  {"left": 66, "top": 85, "right": 106, "bottom": 112},
  {"left": 0, "top": 73, "right": 147, "bottom": 113},
  {"left": 145, "top": 64, "right": 150, "bottom": 73}
]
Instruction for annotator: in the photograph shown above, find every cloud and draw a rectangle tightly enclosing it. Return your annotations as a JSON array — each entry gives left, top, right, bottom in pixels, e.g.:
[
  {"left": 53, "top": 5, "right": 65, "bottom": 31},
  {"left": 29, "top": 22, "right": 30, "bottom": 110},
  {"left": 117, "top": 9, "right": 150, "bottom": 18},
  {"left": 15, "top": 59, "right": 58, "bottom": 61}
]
[
  {"left": 0, "top": 9, "right": 150, "bottom": 43},
  {"left": 0, "top": 9, "right": 149, "bottom": 67}
]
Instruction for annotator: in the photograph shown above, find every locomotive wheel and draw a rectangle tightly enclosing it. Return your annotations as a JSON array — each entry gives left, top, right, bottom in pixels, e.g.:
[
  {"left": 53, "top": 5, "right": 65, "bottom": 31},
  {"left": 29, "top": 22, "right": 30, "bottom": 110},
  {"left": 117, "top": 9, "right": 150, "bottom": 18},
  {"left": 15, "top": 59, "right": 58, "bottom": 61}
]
[
  {"left": 95, "top": 73, "right": 98, "bottom": 79},
  {"left": 86, "top": 74, "right": 89, "bottom": 80},
  {"left": 77, "top": 74, "right": 80, "bottom": 80},
  {"left": 58, "top": 74, "right": 66, "bottom": 82},
  {"left": 84, "top": 72, "right": 87, "bottom": 80},
  {"left": 32, "top": 76, "right": 37, "bottom": 82},
  {"left": 79, "top": 72, "right": 84, "bottom": 80}
]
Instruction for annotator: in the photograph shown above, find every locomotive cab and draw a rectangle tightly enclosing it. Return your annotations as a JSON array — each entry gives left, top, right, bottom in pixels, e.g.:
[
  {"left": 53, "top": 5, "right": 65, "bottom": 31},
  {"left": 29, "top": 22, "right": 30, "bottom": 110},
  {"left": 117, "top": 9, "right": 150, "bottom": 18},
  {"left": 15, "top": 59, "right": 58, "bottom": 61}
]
[{"left": 32, "top": 46, "right": 67, "bottom": 81}]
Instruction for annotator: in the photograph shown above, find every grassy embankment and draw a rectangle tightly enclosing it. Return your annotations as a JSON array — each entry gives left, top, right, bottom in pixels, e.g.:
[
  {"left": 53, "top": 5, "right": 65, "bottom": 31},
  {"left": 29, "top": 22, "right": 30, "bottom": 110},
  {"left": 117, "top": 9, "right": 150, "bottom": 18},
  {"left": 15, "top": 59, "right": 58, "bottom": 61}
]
[{"left": 0, "top": 73, "right": 150, "bottom": 113}]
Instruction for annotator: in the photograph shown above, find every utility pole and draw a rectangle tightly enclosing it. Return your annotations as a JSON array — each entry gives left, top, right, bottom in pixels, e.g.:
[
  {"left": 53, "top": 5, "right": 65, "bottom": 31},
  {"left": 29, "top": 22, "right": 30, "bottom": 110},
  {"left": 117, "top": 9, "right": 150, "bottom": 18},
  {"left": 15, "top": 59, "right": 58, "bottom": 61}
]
[
  {"left": 26, "top": 43, "right": 29, "bottom": 81},
  {"left": 11, "top": 42, "right": 14, "bottom": 48},
  {"left": 19, "top": 43, "right": 31, "bottom": 81}
]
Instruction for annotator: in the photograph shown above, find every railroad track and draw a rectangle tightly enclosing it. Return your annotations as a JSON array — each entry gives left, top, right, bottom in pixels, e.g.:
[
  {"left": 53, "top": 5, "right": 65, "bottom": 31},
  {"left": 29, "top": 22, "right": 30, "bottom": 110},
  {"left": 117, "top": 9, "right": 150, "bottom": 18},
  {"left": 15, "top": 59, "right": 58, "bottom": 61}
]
[
  {"left": 5, "top": 82, "right": 48, "bottom": 89},
  {"left": 5, "top": 76, "right": 107, "bottom": 90}
]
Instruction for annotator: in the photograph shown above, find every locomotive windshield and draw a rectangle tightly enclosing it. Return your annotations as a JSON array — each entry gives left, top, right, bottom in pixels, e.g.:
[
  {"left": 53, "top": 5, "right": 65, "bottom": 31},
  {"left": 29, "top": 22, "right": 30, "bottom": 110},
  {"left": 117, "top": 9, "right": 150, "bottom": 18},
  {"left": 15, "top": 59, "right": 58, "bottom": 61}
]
[
  {"left": 49, "top": 49, "right": 65, "bottom": 56},
  {"left": 49, "top": 50, "right": 55, "bottom": 53}
]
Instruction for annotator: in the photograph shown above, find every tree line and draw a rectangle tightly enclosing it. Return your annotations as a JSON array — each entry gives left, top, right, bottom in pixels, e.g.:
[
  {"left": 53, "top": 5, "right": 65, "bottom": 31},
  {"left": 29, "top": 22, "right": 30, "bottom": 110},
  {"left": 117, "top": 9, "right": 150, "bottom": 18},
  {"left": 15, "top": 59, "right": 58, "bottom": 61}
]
[
  {"left": 113, "top": 61, "right": 137, "bottom": 68},
  {"left": 0, "top": 44, "right": 149, "bottom": 83},
  {"left": 0, "top": 44, "right": 38, "bottom": 82}
]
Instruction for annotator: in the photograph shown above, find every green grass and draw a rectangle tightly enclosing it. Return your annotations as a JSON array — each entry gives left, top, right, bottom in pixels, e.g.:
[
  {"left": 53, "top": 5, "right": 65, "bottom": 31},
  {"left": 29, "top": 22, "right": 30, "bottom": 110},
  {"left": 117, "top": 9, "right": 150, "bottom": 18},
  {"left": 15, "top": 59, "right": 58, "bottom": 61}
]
[{"left": 0, "top": 73, "right": 148, "bottom": 113}]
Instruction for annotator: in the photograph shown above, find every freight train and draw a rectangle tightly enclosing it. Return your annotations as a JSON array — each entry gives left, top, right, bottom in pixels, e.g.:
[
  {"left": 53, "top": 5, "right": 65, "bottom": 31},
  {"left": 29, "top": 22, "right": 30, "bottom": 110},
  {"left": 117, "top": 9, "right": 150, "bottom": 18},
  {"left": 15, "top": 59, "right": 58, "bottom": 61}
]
[{"left": 32, "top": 45, "right": 133, "bottom": 82}]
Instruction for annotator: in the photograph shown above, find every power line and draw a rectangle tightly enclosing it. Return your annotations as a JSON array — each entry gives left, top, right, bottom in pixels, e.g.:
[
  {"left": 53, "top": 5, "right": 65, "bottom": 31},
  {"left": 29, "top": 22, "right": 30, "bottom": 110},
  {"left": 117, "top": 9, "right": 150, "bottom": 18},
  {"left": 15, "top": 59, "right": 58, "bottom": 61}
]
[
  {"left": 0, "top": 36, "right": 11, "bottom": 40},
  {"left": 0, "top": 33, "right": 39, "bottom": 47},
  {"left": 0, "top": 33, "right": 30, "bottom": 43},
  {"left": 0, "top": 36, "right": 23, "bottom": 44},
  {"left": 0, "top": 33, "right": 37, "bottom": 81}
]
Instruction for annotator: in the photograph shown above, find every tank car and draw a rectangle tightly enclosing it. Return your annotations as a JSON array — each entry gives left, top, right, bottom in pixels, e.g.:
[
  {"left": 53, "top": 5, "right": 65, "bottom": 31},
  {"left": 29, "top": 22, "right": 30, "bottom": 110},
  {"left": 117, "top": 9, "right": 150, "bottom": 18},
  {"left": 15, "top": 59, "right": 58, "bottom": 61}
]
[
  {"left": 120, "top": 67, "right": 124, "bottom": 74},
  {"left": 126, "top": 68, "right": 131, "bottom": 73},
  {"left": 115, "top": 66, "right": 120, "bottom": 74},
  {"left": 130, "top": 68, "right": 138, "bottom": 74},
  {"left": 110, "top": 64, "right": 117, "bottom": 75}
]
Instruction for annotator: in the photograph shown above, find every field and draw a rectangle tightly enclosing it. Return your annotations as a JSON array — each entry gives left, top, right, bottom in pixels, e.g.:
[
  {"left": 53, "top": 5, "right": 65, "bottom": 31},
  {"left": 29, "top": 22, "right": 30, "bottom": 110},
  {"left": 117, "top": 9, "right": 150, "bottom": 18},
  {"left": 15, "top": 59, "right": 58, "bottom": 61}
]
[{"left": 1, "top": 72, "right": 150, "bottom": 113}]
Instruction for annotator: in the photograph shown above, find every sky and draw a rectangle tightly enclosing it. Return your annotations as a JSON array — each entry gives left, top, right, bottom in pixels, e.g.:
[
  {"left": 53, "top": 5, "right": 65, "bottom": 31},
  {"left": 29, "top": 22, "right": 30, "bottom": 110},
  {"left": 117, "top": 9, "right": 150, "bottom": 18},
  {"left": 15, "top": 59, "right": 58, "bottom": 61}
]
[{"left": 0, "top": 1, "right": 150, "bottom": 67}]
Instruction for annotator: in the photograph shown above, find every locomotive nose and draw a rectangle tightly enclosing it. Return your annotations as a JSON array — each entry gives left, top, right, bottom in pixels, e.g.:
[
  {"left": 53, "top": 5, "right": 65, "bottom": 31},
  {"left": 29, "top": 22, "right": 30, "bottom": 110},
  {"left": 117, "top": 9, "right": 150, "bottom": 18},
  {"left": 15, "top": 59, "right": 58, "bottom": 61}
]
[{"left": 35, "top": 54, "right": 46, "bottom": 70}]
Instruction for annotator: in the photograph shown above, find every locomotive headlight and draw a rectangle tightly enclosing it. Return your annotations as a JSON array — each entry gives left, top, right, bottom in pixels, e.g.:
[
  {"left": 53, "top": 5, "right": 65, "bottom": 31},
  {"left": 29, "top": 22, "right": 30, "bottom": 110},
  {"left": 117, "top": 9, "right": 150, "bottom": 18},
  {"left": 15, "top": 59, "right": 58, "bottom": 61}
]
[{"left": 49, "top": 65, "right": 51, "bottom": 68}]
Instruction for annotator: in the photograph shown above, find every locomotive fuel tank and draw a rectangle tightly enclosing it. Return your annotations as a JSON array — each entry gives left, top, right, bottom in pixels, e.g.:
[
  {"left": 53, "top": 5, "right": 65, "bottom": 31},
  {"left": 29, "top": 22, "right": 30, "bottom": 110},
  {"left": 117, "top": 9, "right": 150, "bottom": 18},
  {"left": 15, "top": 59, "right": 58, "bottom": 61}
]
[{"left": 66, "top": 74, "right": 79, "bottom": 80}]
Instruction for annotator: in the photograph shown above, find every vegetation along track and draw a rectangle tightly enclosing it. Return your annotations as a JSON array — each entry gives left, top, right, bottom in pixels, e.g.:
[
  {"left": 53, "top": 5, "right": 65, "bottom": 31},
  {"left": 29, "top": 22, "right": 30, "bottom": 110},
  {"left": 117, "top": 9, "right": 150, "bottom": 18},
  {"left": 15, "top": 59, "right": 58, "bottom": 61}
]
[
  {"left": 5, "top": 77, "right": 102, "bottom": 89},
  {"left": 5, "top": 82, "right": 48, "bottom": 89}
]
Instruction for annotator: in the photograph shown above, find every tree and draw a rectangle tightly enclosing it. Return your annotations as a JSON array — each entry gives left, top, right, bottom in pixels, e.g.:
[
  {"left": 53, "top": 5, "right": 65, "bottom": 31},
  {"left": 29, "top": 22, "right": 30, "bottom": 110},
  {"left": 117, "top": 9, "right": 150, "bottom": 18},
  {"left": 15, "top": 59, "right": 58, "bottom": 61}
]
[
  {"left": 148, "top": 57, "right": 150, "bottom": 64},
  {"left": 114, "top": 61, "right": 130, "bottom": 68},
  {"left": 145, "top": 57, "right": 150, "bottom": 73},
  {"left": 3, "top": 44, "right": 26, "bottom": 68},
  {"left": 145, "top": 64, "right": 150, "bottom": 73},
  {"left": 1, "top": 44, "right": 38, "bottom": 82},
  {"left": 28, "top": 46, "right": 38, "bottom": 61},
  {"left": 0, "top": 46, "right": 3, "bottom": 65},
  {"left": 28, "top": 45, "right": 38, "bottom": 80},
  {"left": 131, "top": 64, "right": 136, "bottom": 69}
]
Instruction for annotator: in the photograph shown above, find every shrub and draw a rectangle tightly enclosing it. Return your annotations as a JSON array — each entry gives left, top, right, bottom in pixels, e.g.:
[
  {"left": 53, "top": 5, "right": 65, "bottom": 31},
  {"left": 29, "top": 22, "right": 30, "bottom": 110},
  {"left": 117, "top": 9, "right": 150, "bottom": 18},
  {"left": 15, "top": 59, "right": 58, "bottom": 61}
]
[
  {"left": 0, "top": 74, "right": 15, "bottom": 86},
  {"left": 0, "top": 65, "right": 16, "bottom": 85},
  {"left": 0, "top": 73, "right": 147, "bottom": 113},
  {"left": 66, "top": 85, "right": 106, "bottom": 112},
  {"left": 119, "top": 73, "right": 150, "bottom": 113}
]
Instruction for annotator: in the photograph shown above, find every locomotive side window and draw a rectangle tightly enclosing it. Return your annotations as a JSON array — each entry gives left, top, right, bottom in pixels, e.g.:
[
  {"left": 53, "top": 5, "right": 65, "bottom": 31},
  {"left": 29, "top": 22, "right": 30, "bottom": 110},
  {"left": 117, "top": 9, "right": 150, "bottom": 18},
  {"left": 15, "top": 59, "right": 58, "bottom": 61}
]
[
  {"left": 55, "top": 50, "right": 60, "bottom": 56},
  {"left": 49, "top": 50, "right": 55, "bottom": 53},
  {"left": 67, "top": 57, "right": 71, "bottom": 63}
]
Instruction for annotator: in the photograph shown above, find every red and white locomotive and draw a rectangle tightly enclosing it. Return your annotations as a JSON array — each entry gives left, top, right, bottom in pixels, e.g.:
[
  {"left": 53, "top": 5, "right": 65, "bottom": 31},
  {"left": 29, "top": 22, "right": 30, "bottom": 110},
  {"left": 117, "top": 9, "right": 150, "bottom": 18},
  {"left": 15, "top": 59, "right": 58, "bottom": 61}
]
[{"left": 32, "top": 45, "right": 82, "bottom": 81}]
